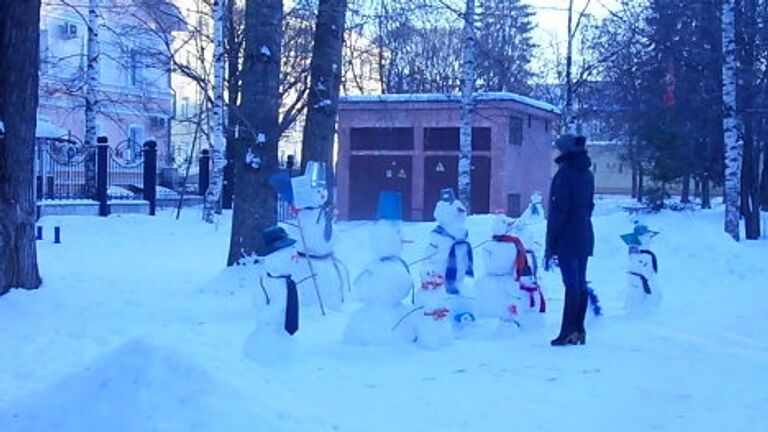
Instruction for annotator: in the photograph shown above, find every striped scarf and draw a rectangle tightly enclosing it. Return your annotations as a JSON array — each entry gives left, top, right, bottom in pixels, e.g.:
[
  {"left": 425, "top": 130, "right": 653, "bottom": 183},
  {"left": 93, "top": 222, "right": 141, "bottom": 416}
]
[{"left": 433, "top": 225, "right": 474, "bottom": 283}]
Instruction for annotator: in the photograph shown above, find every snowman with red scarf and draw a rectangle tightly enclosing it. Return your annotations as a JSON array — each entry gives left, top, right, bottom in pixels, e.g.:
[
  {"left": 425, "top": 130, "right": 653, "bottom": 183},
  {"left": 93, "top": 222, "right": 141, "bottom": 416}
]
[
  {"left": 344, "top": 191, "right": 415, "bottom": 345},
  {"left": 289, "top": 162, "right": 347, "bottom": 312},
  {"left": 476, "top": 213, "right": 546, "bottom": 329}
]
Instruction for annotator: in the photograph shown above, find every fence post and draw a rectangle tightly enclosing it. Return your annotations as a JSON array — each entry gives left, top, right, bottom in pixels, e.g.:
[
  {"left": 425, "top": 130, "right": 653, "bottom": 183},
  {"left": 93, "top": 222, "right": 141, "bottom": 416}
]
[
  {"left": 96, "top": 136, "right": 110, "bottom": 217},
  {"left": 143, "top": 140, "right": 157, "bottom": 216},
  {"left": 199, "top": 149, "right": 210, "bottom": 196}
]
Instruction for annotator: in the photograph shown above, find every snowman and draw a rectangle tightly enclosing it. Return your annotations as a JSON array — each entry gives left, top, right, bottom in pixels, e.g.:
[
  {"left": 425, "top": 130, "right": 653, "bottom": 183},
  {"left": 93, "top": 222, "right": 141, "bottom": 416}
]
[
  {"left": 243, "top": 226, "right": 301, "bottom": 363},
  {"left": 413, "top": 267, "right": 454, "bottom": 348},
  {"left": 475, "top": 213, "right": 546, "bottom": 329},
  {"left": 288, "top": 161, "right": 348, "bottom": 312},
  {"left": 512, "top": 192, "right": 547, "bottom": 260},
  {"left": 621, "top": 223, "right": 661, "bottom": 314},
  {"left": 344, "top": 191, "right": 415, "bottom": 345},
  {"left": 421, "top": 188, "right": 475, "bottom": 333}
]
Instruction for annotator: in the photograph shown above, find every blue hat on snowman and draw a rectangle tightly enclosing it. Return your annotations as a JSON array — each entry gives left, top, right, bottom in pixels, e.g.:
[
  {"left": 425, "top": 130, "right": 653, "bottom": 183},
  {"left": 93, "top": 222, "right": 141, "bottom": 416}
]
[{"left": 620, "top": 223, "right": 659, "bottom": 246}]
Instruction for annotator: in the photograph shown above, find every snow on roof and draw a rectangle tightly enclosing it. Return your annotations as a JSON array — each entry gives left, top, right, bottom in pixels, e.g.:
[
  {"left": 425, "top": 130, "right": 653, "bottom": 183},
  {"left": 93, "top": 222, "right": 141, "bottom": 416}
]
[
  {"left": 340, "top": 92, "right": 561, "bottom": 115},
  {"left": 0, "top": 118, "right": 68, "bottom": 139},
  {"left": 36, "top": 116, "right": 68, "bottom": 139}
]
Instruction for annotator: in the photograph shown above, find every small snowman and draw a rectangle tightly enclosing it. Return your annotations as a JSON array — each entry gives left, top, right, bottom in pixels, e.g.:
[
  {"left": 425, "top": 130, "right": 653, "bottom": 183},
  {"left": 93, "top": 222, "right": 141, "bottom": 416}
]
[
  {"left": 413, "top": 267, "right": 454, "bottom": 348},
  {"left": 476, "top": 213, "right": 546, "bottom": 329},
  {"left": 621, "top": 223, "right": 661, "bottom": 314},
  {"left": 344, "top": 191, "right": 415, "bottom": 345},
  {"left": 243, "top": 226, "right": 301, "bottom": 363},
  {"left": 287, "top": 161, "right": 348, "bottom": 312},
  {"left": 516, "top": 191, "right": 546, "bottom": 227}
]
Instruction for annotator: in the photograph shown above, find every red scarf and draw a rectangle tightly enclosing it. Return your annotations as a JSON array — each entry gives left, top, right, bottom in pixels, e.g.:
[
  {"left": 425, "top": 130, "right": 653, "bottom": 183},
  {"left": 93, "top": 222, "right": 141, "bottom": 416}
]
[{"left": 492, "top": 235, "right": 528, "bottom": 280}]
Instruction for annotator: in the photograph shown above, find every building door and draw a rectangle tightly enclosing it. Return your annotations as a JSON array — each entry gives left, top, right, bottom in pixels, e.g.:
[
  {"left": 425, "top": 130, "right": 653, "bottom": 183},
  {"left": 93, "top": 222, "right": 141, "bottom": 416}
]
[
  {"left": 423, "top": 155, "right": 490, "bottom": 219},
  {"left": 348, "top": 155, "right": 413, "bottom": 220}
]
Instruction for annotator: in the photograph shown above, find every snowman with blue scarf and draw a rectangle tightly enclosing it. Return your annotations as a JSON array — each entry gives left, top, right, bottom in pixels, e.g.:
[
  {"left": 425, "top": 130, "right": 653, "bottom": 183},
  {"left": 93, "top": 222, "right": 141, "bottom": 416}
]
[
  {"left": 421, "top": 188, "right": 476, "bottom": 333},
  {"left": 344, "top": 191, "right": 415, "bottom": 345},
  {"left": 622, "top": 222, "right": 661, "bottom": 314},
  {"left": 243, "top": 226, "right": 301, "bottom": 363}
]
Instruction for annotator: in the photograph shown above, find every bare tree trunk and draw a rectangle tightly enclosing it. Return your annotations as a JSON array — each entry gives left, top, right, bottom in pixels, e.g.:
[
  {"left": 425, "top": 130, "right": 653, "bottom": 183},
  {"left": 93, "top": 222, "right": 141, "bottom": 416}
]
[
  {"left": 0, "top": 0, "right": 43, "bottom": 294},
  {"left": 300, "top": 0, "right": 348, "bottom": 194},
  {"left": 204, "top": 0, "right": 227, "bottom": 223},
  {"left": 84, "top": 0, "right": 100, "bottom": 198},
  {"left": 223, "top": 0, "right": 240, "bottom": 211},
  {"left": 564, "top": 0, "right": 576, "bottom": 133},
  {"left": 458, "top": 0, "right": 476, "bottom": 211},
  {"left": 228, "top": 0, "right": 283, "bottom": 265},
  {"left": 722, "top": 0, "right": 743, "bottom": 241},
  {"left": 738, "top": 0, "right": 761, "bottom": 239},
  {"left": 681, "top": 174, "right": 690, "bottom": 203}
]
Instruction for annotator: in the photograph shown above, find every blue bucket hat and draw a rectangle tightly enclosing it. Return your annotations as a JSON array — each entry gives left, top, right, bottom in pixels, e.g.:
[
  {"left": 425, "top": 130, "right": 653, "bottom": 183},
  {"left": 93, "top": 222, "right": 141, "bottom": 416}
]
[{"left": 377, "top": 191, "right": 403, "bottom": 221}]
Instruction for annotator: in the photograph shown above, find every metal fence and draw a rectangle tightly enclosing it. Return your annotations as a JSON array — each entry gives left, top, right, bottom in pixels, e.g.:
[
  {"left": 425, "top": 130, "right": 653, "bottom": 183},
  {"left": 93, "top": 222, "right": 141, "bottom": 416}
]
[
  {"left": 35, "top": 137, "right": 91, "bottom": 200},
  {"left": 107, "top": 139, "right": 144, "bottom": 200}
]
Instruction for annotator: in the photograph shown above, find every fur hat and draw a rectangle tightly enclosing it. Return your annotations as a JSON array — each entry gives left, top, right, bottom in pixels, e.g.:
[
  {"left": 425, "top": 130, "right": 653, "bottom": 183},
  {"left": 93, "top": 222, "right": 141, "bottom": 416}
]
[{"left": 555, "top": 134, "right": 587, "bottom": 154}]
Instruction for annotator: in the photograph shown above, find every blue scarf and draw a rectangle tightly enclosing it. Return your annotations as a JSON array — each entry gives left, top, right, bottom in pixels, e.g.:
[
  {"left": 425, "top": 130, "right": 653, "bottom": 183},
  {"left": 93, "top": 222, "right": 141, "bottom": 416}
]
[{"left": 433, "top": 225, "right": 474, "bottom": 283}]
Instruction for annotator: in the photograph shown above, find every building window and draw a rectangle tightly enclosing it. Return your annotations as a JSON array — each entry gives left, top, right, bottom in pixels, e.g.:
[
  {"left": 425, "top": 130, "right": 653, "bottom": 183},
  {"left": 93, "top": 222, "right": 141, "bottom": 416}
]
[
  {"left": 507, "top": 193, "right": 521, "bottom": 217},
  {"left": 127, "top": 49, "right": 142, "bottom": 87},
  {"left": 509, "top": 117, "right": 523, "bottom": 146},
  {"left": 128, "top": 125, "right": 144, "bottom": 148},
  {"left": 181, "top": 96, "right": 190, "bottom": 118},
  {"left": 351, "top": 127, "right": 413, "bottom": 151}
]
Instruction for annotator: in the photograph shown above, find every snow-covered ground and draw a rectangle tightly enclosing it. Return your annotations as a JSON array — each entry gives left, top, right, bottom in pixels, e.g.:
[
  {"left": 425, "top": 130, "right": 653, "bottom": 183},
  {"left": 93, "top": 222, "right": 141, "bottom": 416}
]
[{"left": 1, "top": 197, "right": 767, "bottom": 432}]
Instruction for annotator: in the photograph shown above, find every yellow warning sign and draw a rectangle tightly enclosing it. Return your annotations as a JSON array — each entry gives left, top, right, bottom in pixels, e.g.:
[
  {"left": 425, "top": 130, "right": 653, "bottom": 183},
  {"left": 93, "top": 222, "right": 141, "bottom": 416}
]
[
  {"left": 435, "top": 162, "right": 445, "bottom": 172},
  {"left": 397, "top": 168, "right": 407, "bottom": 179}
]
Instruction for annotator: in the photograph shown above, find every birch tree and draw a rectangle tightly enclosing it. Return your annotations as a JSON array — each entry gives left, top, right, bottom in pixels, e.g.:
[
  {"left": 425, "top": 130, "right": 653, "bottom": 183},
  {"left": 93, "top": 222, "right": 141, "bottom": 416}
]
[
  {"left": 84, "top": 0, "right": 100, "bottom": 198},
  {"left": 203, "top": 0, "right": 227, "bottom": 223},
  {"left": 0, "top": 0, "right": 43, "bottom": 294},
  {"left": 458, "top": 0, "right": 476, "bottom": 210},
  {"left": 300, "top": 0, "right": 348, "bottom": 190},
  {"left": 722, "top": 0, "right": 743, "bottom": 241}
]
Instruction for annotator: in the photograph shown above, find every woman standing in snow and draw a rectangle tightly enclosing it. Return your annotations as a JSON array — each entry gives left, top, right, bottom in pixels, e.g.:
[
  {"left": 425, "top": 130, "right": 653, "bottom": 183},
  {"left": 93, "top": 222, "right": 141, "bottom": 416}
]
[{"left": 545, "top": 134, "right": 595, "bottom": 346}]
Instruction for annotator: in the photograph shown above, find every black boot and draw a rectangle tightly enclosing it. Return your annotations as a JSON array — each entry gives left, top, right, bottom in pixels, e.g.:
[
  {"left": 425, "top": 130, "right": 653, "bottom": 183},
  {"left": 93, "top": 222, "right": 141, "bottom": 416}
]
[
  {"left": 574, "top": 289, "right": 589, "bottom": 345},
  {"left": 551, "top": 289, "right": 581, "bottom": 346}
]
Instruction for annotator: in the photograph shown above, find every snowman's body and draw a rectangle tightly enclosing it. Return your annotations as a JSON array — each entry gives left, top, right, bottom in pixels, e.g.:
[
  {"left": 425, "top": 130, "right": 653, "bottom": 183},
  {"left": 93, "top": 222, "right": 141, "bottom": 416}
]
[
  {"left": 344, "top": 220, "right": 415, "bottom": 345},
  {"left": 290, "top": 173, "right": 347, "bottom": 311},
  {"left": 475, "top": 215, "right": 545, "bottom": 329},
  {"left": 244, "top": 246, "right": 301, "bottom": 363},
  {"left": 625, "top": 240, "right": 661, "bottom": 314}
]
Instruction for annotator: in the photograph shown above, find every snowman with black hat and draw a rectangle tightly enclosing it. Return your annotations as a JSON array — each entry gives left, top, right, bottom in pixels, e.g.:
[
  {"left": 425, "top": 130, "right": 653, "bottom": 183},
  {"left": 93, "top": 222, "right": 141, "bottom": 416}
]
[
  {"left": 243, "top": 226, "right": 301, "bottom": 363},
  {"left": 621, "top": 222, "right": 661, "bottom": 314},
  {"left": 344, "top": 191, "right": 415, "bottom": 345}
]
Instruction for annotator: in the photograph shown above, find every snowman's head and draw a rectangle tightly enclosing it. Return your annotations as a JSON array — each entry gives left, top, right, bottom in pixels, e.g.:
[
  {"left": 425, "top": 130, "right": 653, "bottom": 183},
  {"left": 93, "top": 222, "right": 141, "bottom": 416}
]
[
  {"left": 262, "top": 226, "right": 299, "bottom": 275},
  {"left": 491, "top": 212, "right": 514, "bottom": 237},
  {"left": 433, "top": 189, "right": 467, "bottom": 235},
  {"left": 291, "top": 174, "right": 328, "bottom": 209},
  {"left": 530, "top": 191, "right": 543, "bottom": 205},
  {"left": 371, "top": 219, "right": 403, "bottom": 258}
]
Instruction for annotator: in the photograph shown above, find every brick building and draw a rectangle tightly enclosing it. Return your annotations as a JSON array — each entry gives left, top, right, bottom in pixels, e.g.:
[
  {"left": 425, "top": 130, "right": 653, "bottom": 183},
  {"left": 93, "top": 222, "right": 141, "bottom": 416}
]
[{"left": 337, "top": 93, "right": 560, "bottom": 221}]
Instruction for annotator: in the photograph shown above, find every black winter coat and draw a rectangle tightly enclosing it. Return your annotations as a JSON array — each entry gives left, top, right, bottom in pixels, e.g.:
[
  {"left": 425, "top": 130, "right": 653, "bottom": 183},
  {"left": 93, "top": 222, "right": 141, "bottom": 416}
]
[{"left": 546, "top": 151, "right": 595, "bottom": 258}]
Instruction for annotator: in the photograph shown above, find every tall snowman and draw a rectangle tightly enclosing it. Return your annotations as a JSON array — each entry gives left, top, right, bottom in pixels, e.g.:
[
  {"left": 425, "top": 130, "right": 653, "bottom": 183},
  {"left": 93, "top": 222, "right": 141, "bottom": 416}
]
[
  {"left": 621, "top": 223, "right": 661, "bottom": 314},
  {"left": 475, "top": 213, "right": 546, "bottom": 329},
  {"left": 344, "top": 191, "right": 415, "bottom": 345},
  {"left": 418, "top": 188, "right": 475, "bottom": 340},
  {"left": 290, "top": 161, "right": 347, "bottom": 312},
  {"left": 243, "top": 226, "right": 301, "bottom": 364}
]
